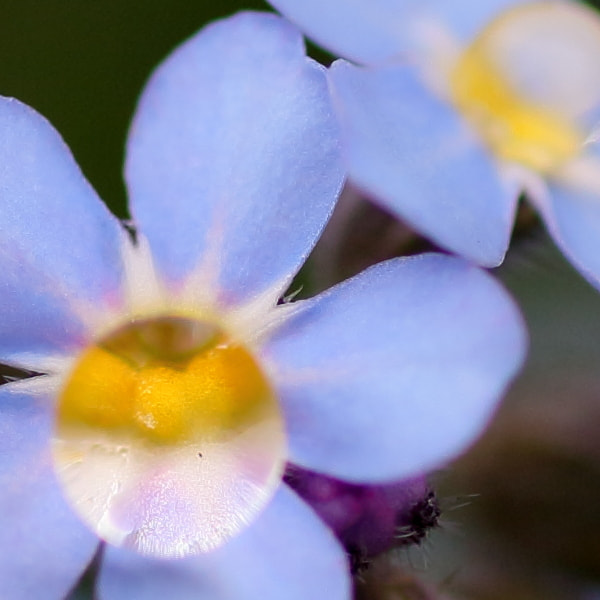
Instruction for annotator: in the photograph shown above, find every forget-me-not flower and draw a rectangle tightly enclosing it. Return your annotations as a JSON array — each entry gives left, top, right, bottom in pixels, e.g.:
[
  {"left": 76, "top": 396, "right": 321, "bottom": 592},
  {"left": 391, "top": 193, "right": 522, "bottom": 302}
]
[
  {"left": 267, "top": 0, "right": 600, "bottom": 288},
  {"left": 0, "top": 11, "right": 526, "bottom": 600}
]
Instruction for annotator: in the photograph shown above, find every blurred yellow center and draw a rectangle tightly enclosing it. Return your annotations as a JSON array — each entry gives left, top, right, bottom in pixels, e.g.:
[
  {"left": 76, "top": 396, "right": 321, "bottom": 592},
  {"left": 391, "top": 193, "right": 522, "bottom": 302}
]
[
  {"left": 53, "top": 315, "right": 286, "bottom": 558},
  {"left": 449, "top": 9, "right": 583, "bottom": 173}
]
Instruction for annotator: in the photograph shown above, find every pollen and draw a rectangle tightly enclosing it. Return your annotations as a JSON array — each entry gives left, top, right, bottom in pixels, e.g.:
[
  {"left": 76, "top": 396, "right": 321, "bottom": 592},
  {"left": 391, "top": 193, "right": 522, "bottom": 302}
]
[
  {"left": 53, "top": 315, "right": 286, "bottom": 558},
  {"left": 449, "top": 2, "right": 591, "bottom": 174}
]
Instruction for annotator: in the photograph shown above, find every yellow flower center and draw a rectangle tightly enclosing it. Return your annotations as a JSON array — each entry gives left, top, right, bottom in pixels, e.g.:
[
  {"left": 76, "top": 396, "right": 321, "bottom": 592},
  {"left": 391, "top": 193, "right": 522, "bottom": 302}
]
[
  {"left": 449, "top": 2, "right": 593, "bottom": 173},
  {"left": 53, "top": 315, "right": 286, "bottom": 558}
]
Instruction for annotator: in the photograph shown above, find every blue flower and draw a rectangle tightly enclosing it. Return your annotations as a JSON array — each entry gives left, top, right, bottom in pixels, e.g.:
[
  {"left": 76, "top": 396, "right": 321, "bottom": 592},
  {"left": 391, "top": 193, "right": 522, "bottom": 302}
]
[
  {"left": 0, "top": 11, "right": 526, "bottom": 600},
  {"left": 267, "top": 0, "right": 600, "bottom": 288}
]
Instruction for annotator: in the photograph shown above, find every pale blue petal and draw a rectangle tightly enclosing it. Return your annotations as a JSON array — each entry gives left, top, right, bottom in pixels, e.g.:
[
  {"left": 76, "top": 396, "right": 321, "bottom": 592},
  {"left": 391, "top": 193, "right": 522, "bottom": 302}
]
[
  {"left": 126, "top": 12, "right": 344, "bottom": 307},
  {"left": 267, "top": 0, "right": 416, "bottom": 65},
  {"left": 0, "top": 388, "right": 99, "bottom": 600},
  {"left": 260, "top": 254, "right": 527, "bottom": 482},
  {"left": 267, "top": 0, "right": 534, "bottom": 65},
  {"left": 0, "top": 97, "right": 125, "bottom": 363},
  {"left": 536, "top": 182, "right": 600, "bottom": 291},
  {"left": 98, "top": 485, "right": 350, "bottom": 600},
  {"left": 425, "top": 0, "right": 540, "bottom": 44},
  {"left": 328, "top": 61, "right": 518, "bottom": 267}
]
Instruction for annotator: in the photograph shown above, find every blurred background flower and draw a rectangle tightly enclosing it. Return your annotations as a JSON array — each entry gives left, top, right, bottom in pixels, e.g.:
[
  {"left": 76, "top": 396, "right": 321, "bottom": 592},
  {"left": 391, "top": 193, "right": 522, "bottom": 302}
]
[{"left": 268, "top": 0, "right": 600, "bottom": 293}]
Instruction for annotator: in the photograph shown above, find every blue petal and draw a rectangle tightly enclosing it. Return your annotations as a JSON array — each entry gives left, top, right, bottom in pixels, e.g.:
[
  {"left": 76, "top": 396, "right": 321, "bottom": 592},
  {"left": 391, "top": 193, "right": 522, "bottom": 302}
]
[
  {"left": 267, "top": 0, "right": 534, "bottom": 65},
  {"left": 0, "top": 97, "right": 125, "bottom": 364},
  {"left": 98, "top": 485, "right": 350, "bottom": 600},
  {"left": 328, "top": 61, "right": 518, "bottom": 267},
  {"left": 0, "top": 388, "right": 99, "bottom": 599},
  {"left": 260, "top": 254, "right": 527, "bottom": 482},
  {"left": 267, "top": 0, "right": 416, "bottom": 65},
  {"left": 425, "top": 0, "right": 540, "bottom": 44},
  {"left": 536, "top": 182, "right": 600, "bottom": 291},
  {"left": 126, "top": 12, "right": 344, "bottom": 308}
]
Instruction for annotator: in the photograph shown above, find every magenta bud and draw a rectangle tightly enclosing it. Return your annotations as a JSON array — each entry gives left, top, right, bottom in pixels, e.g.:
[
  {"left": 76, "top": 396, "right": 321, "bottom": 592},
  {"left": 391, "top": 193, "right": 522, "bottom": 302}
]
[{"left": 284, "top": 465, "right": 439, "bottom": 564}]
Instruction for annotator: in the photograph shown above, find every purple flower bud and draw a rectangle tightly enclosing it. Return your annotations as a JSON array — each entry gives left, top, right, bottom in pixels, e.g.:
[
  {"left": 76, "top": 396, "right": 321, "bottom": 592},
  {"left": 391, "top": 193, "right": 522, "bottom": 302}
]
[{"left": 284, "top": 465, "right": 439, "bottom": 564}]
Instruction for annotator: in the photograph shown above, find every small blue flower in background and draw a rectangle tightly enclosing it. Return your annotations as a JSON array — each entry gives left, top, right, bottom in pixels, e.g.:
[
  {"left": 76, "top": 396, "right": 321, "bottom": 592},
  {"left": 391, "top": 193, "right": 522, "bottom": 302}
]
[
  {"left": 267, "top": 0, "right": 600, "bottom": 289},
  {"left": 0, "top": 11, "right": 526, "bottom": 600}
]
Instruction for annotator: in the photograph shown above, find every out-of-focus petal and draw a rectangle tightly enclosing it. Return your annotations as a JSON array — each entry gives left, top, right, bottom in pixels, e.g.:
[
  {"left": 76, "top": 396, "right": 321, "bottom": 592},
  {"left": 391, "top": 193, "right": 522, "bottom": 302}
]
[
  {"left": 0, "top": 388, "right": 99, "bottom": 600},
  {"left": 98, "top": 485, "right": 350, "bottom": 600},
  {"left": 266, "top": 0, "right": 415, "bottom": 65},
  {"left": 425, "top": 0, "right": 541, "bottom": 48},
  {"left": 260, "top": 254, "right": 527, "bottom": 482},
  {"left": 266, "top": 0, "right": 531, "bottom": 65},
  {"left": 328, "top": 60, "right": 518, "bottom": 267},
  {"left": 533, "top": 177, "right": 600, "bottom": 291},
  {"left": 0, "top": 97, "right": 125, "bottom": 365},
  {"left": 126, "top": 12, "right": 344, "bottom": 308}
]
